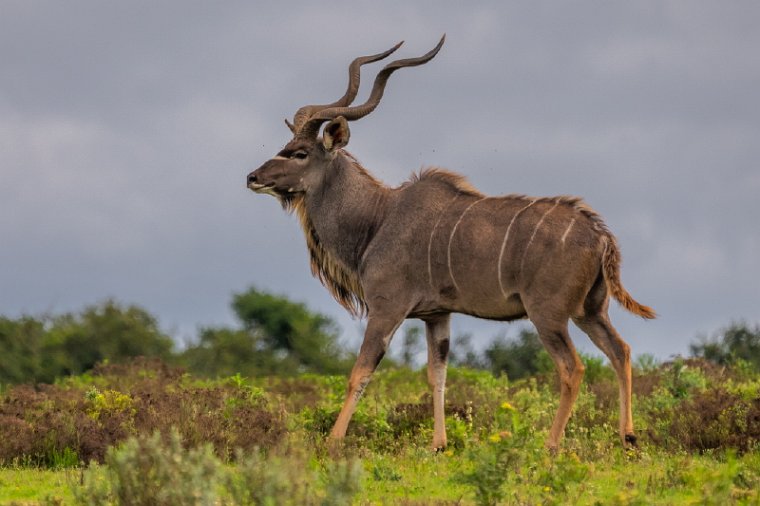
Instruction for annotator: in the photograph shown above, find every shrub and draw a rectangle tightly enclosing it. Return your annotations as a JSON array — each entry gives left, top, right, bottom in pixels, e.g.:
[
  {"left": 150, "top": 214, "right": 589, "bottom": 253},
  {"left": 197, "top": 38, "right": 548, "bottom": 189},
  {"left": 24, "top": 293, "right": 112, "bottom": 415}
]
[
  {"left": 456, "top": 401, "right": 534, "bottom": 505},
  {"left": 73, "top": 431, "right": 363, "bottom": 506},
  {"left": 74, "top": 429, "right": 222, "bottom": 505},
  {"left": 302, "top": 404, "right": 394, "bottom": 450},
  {"left": 663, "top": 358, "right": 708, "bottom": 399},
  {"left": 662, "top": 389, "right": 760, "bottom": 453},
  {"left": 226, "top": 448, "right": 315, "bottom": 505},
  {"left": 457, "top": 398, "right": 595, "bottom": 505},
  {"left": 321, "top": 458, "right": 364, "bottom": 506},
  {"left": 634, "top": 353, "right": 660, "bottom": 374},
  {"left": 579, "top": 353, "right": 615, "bottom": 385},
  {"left": 0, "top": 359, "right": 286, "bottom": 465}
]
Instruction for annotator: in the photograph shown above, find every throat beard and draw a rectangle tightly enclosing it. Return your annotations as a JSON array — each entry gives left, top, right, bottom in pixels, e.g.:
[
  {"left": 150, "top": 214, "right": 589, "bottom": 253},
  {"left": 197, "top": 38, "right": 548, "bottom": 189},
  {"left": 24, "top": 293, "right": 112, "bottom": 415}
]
[{"left": 288, "top": 196, "right": 367, "bottom": 317}]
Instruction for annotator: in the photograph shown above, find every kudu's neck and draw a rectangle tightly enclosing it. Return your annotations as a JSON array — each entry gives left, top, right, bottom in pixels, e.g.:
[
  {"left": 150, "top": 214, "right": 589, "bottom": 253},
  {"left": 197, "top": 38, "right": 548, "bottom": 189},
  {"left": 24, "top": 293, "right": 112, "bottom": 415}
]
[{"left": 302, "top": 152, "right": 389, "bottom": 271}]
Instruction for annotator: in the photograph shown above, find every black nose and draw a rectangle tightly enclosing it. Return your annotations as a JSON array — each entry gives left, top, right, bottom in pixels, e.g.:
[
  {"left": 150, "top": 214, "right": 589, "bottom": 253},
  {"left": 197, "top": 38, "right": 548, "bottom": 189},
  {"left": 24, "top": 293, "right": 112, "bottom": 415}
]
[{"left": 247, "top": 173, "right": 257, "bottom": 186}]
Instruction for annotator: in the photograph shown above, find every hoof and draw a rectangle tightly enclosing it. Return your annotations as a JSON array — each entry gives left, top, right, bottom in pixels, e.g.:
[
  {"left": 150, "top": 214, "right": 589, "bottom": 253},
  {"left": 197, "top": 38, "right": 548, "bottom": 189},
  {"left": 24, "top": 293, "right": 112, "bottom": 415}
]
[
  {"left": 433, "top": 445, "right": 446, "bottom": 454},
  {"left": 624, "top": 433, "right": 638, "bottom": 447}
]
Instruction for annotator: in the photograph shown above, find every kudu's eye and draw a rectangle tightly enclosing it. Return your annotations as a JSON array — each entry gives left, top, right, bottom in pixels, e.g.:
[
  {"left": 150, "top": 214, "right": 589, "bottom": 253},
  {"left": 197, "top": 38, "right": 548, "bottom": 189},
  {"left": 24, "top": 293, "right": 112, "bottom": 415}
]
[{"left": 292, "top": 150, "right": 308, "bottom": 160}]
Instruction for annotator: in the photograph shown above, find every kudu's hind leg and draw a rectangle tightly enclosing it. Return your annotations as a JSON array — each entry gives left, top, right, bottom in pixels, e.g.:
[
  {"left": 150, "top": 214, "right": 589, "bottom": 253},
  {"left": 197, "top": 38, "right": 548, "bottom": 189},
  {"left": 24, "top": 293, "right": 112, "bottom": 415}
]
[
  {"left": 329, "top": 315, "right": 403, "bottom": 442},
  {"left": 424, "top": 314, "right": 451, "bottom": 451},
  {"left": 532, "top": 317, "right": 585, "bottom": 452},
  {"left": 573, "top": 312, "right": 636, "bottom": 448}
]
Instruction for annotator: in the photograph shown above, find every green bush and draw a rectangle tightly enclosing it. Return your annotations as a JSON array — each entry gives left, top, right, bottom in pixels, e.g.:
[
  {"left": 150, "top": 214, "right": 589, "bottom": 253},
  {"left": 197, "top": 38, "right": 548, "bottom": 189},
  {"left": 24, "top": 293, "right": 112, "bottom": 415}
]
[
  {"left": 72, "top": 429, "right": 363, "bottom": 506},
  {"left": 74, "top": 429, "right": 222, "bottom": 505},
  {"left": 663, "top": 358, "right": 708, "bottom": 398},
  {"left": 456, "top": 401, "right": 535, "bottom": 505},
  {"left": 579, "top": 353, "right": 615, "bottom": 385},
  {"left": 321, "top": 459, "right": 363, "bottom": 506},
  {"left": 226, "top": 448, "right": 314, "bottom": 505}
]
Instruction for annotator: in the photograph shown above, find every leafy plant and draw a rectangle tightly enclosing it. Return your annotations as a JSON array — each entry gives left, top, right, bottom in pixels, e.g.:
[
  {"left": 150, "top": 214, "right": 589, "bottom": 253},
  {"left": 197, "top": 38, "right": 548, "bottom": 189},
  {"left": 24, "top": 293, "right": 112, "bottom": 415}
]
[
  {"left": 457, "top": 400, "right": 534, "bottom": 505},
  {"left": 664, "top": 358, "right": 707, "bottom": 398},
  {"left": 226, "top": 448, "right": 315, "bottom": 505},
  {"left": 74, "top": 429, "right": 222, "bottom": 505},
  {"left": 322, "top": 458, "right": 363, "bottom": 506}
]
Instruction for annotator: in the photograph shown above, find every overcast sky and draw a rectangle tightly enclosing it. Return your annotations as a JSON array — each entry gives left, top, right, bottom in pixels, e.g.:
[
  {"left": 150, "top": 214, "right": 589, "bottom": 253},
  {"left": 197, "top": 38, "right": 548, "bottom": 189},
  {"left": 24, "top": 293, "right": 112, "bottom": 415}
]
[{"left": 1, "top": 1, "right": 758, "bottom": 360}]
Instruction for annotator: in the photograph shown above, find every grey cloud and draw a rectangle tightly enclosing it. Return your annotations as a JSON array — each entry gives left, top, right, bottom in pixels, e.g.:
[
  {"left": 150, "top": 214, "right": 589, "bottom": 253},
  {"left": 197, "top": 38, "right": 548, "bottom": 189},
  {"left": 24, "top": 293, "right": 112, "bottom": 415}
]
[{"left": 1, "top": 1, "right": 758, "bottom": 359}]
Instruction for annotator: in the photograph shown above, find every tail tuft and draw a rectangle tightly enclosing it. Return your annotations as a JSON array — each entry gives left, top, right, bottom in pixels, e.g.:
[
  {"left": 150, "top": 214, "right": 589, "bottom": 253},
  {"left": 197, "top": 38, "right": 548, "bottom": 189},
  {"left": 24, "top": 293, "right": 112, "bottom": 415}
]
[{"left": 602, "top": 235, "right": 656, "bottom": 319}]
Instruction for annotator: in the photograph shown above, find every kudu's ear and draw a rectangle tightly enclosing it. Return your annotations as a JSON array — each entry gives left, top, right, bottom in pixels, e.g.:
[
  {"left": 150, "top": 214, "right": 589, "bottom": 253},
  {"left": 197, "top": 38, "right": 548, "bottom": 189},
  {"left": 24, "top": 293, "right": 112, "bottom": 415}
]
[{"left": 322, "top": 116, "right": 350, "bottom": 151}]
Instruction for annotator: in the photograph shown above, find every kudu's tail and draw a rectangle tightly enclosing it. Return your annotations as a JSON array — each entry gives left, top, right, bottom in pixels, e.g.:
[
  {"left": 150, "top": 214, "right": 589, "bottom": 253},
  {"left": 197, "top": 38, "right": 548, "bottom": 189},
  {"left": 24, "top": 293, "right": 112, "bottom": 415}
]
[{"left": 602, "top": 235, "right": 656, "bottom": 319}]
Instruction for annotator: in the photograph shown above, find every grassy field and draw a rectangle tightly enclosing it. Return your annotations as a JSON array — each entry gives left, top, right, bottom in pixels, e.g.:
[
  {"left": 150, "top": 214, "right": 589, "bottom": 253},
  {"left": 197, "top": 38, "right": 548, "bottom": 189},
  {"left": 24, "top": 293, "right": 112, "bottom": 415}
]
[{"left": 1, "top": 357, "right": 759, "bottom": 504}]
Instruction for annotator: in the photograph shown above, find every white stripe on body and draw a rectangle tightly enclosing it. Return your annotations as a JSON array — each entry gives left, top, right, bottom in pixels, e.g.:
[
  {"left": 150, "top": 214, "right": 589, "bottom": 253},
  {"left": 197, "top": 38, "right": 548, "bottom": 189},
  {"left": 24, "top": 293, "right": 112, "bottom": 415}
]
[
  {"left": 427, "top": 195, "right": 460, "bottom": 288},
  {"left": 561, "top": 218, "right": 576, "bottom": 246},
  {"left": 446, "top": 197, "right": 488, "bottom": 292},
  {"left": 497, "top": 199, "right": 537, "bottom": 299},
  {"left": 519, "top": 200, "right": 561, "bottom": 272}
]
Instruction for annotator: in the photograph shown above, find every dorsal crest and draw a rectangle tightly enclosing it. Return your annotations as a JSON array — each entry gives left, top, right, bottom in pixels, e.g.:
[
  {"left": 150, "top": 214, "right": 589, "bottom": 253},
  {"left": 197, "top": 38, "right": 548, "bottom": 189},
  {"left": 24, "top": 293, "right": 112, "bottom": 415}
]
[{"left": 410, "top": 167, "right": 483, "bottom": 197}]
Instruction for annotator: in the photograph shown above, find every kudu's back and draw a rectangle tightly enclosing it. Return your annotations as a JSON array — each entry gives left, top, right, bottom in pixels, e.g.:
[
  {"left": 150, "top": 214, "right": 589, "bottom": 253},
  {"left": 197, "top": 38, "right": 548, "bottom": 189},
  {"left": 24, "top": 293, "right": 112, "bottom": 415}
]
[{"left": 365, "top": 168, "right": 646, "bottom": 322}]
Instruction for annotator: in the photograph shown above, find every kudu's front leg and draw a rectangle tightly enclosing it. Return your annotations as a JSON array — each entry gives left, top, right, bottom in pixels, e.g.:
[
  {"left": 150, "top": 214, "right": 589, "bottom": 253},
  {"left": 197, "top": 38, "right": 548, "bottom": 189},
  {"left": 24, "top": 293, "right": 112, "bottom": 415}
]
[
  {"left": 329, "top": 315, "right": 403, "bottom": 442},
  {"left": 425, "top": 315, "right": 451, "bottom": 451}
]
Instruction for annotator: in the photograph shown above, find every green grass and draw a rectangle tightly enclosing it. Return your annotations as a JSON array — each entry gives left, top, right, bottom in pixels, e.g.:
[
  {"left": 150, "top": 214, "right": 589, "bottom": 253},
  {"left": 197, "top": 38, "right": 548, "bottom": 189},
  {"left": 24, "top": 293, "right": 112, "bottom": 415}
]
[
  {"left": 0, "top": 467, "right": 75, "bottom": 504},
  {"left": 361, "top": 449, "right": 472, "bottom": 502},
  {"left": 1, "top": 358, "right": 760, "bottom": 504},
  {"left": 4, "top": 446, "right": 760, "bottom": 504}
]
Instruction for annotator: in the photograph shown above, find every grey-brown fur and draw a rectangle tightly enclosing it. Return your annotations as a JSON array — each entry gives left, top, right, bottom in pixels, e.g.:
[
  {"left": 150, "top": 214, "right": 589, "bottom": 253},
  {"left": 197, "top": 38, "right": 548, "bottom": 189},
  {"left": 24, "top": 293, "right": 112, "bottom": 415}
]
[{"left": 247, "top": 37, "right": 654, "bottom": 451}]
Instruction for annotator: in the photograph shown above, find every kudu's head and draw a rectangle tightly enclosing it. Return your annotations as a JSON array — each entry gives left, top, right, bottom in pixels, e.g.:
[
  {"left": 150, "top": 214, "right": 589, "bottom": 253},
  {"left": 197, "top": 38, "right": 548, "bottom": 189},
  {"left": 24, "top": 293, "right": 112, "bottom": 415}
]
[{"left": 247, "top": 36, "right": 445, "bottom": 205}]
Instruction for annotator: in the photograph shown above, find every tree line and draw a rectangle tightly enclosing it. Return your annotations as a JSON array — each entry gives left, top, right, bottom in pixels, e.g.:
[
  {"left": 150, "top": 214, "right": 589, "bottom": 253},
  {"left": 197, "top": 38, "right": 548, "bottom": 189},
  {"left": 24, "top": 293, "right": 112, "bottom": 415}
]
[
  {"left": 0, "top": 287, "right": 353, "bottom": 385},
  {"left": 1, "top": 286, "right": 759, "bottom": 385}
]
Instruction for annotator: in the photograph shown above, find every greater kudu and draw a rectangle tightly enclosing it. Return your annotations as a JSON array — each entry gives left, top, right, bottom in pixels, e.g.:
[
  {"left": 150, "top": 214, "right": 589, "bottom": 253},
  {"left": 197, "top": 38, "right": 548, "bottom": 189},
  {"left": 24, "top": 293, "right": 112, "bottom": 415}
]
[{"left": 247, "top": 36, "right": 655, "bottom": 451}]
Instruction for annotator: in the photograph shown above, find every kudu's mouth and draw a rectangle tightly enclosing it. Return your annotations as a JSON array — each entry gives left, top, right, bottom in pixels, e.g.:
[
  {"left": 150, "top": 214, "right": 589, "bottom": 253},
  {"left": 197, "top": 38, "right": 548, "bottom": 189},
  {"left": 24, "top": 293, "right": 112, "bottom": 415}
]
[{"left": 247, "top": 181, "right": 280, "bottom": 197}]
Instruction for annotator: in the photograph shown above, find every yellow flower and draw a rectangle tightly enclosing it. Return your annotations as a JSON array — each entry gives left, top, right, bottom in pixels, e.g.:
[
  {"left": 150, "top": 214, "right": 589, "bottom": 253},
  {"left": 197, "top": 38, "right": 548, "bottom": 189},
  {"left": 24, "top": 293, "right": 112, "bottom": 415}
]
[
  {"left": 543, "top": 486, "right": 551, "bottom": 492},
  {"left": 501, "top": 401, "right": 515, "bottom": 411},
  {"left": 488, "top": 434, "right": 502, "bottom": 443},
  {"left": 444, "top": 450, "right": 454, "bottom": 457}
]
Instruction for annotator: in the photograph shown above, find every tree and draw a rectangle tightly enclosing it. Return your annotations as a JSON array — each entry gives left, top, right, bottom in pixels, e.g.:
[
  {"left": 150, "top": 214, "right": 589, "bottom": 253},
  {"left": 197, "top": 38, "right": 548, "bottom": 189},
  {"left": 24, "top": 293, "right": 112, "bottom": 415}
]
[
  {"left": 448, "top": 333, "right": 483, "bottom": 369},
  {"left": 482, "top": 328, "right": 552, "bottom": 380},
  {"left": 0, "top": 316, "right": 47, "bottom": 384},
  {"left": 691, "top": 321, "right": 760, "bottom": 371},
  {"left": 399, "top": 324, "right": 423, "bottom": 368},
  {"left": 43, "top": 300, "right": 174, "bottom": 379},
  {"left": 181, "top": 287, "right": 351, "bottom": 377},
  {"left": 180, "top": 327, "right": 273, "bottom": 378},
  {"left": 44, "top": 300, "right": 174, "bottom": 377},
  {"left": 0, "top": 301, "right": 174, "bottom": 384},
  {"left": 232, "top": 287, "right": 350, "bottom": 374}
]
